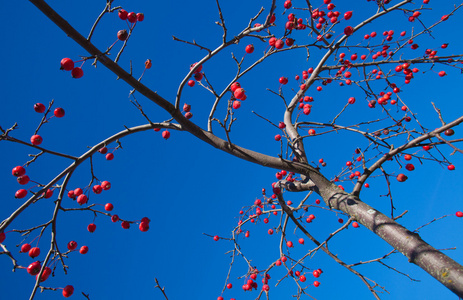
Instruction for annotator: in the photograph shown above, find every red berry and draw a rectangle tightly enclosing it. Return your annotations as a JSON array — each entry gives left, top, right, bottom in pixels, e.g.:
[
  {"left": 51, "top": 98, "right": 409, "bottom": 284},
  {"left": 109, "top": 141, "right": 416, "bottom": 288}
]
[
  {"left": 284, "top": 0, "right": 292, "bottom": 9},
  {"left": 71, "top": 67, "right": 84, "bottom": 79},
  {"left": 121, "top": 221, "right": 130, "bottom": 229},
  {"left": 77, "top": 194, "right": 88, "bottom": 205},
  {"left": 245, "top": 44, "right": 254, "bottom": 53},
  {"left": 43, "top": 189, "right": 53, "bottom": 199},
  {"left": 105, "top": 203, "right": 114, "bottom": 211},
  {"left": 344, "top": 11, "right": 353, "bottom": 20},
  {"left": 111, "top": 215, "right": 119, "bottom": 222},
  {"left": 405, "top": 163, "right": 415, "bottom": 171},
  {"left": 54, "top": 107, "right": 65, "bottom": 118},
  {"left": 445, "top": 129, "right": 455, "bottom": 136},
  {"left": 232, "top": 100, "right": 241, "bottom": 109},
  {"left": 344, "top": 26, "right": 354, "bottom": 36},
  {"left": 117, "top": 29, "right": 128, "bottom": 41},
  {"left": 456, "top": 211, "right": 463, "bottom": 218},
  {"left": 213, "top": 235, "right": 219, "bottom": 241},
  {"left": 87, "top": 223, "right": 96, "bottom": 233},
  {"left": 286, "top": 241, "right": 293, "bottom": 248},
  {"left": 234, "top": 88, "right": 246, "bottom": 100},
  {"left": 34, "top": 103, "right": 46, "bottom": 113},
  {"left": 139, "top": 221, "right": 150, "bottom": 232},
  {"left": 36, "top": 266, "right": 52, "bottom": 282},
  {"left": 448, "top": 164, "right": 455, "bottom": 171},
  {"left": 74, "top": 188, "right": 83, "bottom": 196},
  {"left": 127, "top": 12, "right": 137, "bottom": 23},
  {"left": 60, "top": 58, "right": 74, "bottom": 71},
  {"left": 79, "top": 246, "right": 89, "bottom": 254},
  {"left": 0, "top": 232, "right": 5, "bottom": 243},
  {"left": 12, "top": 166, "right": 26, "bottom": 177},
  {"left": 17, "top": 175, "right": 30, "bottom": 185},
  {"left": 67, "top": 241, "right": 78, "bottom": 251},
  {"left": 275, "top": 39, "right": 284, "bottom": 49},
  {"left": 118, "top": 9, "right": 128, "bottom": 20},
  {"left": 106, "top": 153, "right": 114, "bottom": 160},
  {"left": 162, "top": 130, "right": 170, "bottom": 140},
  {"left": 92, "top": 185, "right": 102, "bottom": 194},
  {"left": 30, "top": 135, "right": 43, "bottom": 145},
  {"left": 99, "top": 147, "right": 108, "bottom": 154},
  {"left": 313, "top": 281, "right": 320, "bottom": 287},
  {"left": 136, "top": 13, "right": 144, "bottom": 22},
  {"left": 352, "top": 222, "right": 359, "bottom": 228},
  {"left": 29, "top": 247, "right": 41, "bottom": 258},
  {"left": 275, "top": 134, "right": 282, "bottom": 141},
  {"left": 27, "top": 261, "right": 41, "bottom": 276},
  {"left": 101, "top": 181, "right": 111, "bottom": 190},
  {"left": 21, "top": 243, "right": 31, "bottom": 253},
  {"left": 396, "top": 173, "right": 408, "bottom": 182},
  {"left": 63, "top": 285, "right": 74, "bottom": 298}
]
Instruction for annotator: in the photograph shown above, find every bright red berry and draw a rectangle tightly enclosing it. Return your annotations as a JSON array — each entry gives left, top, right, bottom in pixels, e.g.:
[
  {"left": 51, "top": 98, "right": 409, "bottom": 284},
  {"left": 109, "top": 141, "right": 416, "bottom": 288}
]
[
  {"left": 63, "top": 285, "right": 74, "bottom": 298},
  {"left": 29, "top": 247, "right": 41, "bottom": 258},
  {"left": 87, "top": 223, "right": 96, "bottom": 233},
  {"left": 162, "top": 130, "right": 170, "bottom": 140},
  {"left": 12, "top": 166, "right": 26, "bottom": 177},
  {"left": 139, "top": 221, "right": 150, "bottom": 232},
  {"left": 106, "top": 153, "right": 114, "bottom": 160},
  {"left": 105, "top": 203, "right": 114, "bottom": 211},
  {"left": 67, "top": 241, "right": 78, "bottom": 251},
  {"left": 60, "top": 58, "right": 74, "bottom": 71},
  {"left": 118, "top": 9, "right": 128, "bottom": 20},
  {"left": 127, "top": 12, "right": 137, "bottom": 23},
  {"left": 245, "top": 44, "right": 254, "bottom": 53},
  {"left": 121, "top": 221, "right": 130, "bottom": 229},
  {"left": 54, "top": 107, "right": 65, "bottom": 118},
  {"left": 136, "top": 13, "right": 144, "bottom": 22},
  {"left": 34, "top": 103, "right": 46, "bottom": 113},
  {"left": 27, "top": 261, "right": 41, "bottom": 276},
  {"left": 79, "top": 246, "right": 89, "bottom": 254},
  {"left": 17, "top": 175, "right": 30, "bottom": 185},
  {"left": 71, "top": 67, "right": 84, "bottom": 79},
  {"left": 30, "top": 135, "right": 43, "bottom": 145},
  {"left": 21, "top": 243, "right": 31, "bottom": 253},
  {"left": 456, "top": 211, "right": 463, "bottom": 218}
]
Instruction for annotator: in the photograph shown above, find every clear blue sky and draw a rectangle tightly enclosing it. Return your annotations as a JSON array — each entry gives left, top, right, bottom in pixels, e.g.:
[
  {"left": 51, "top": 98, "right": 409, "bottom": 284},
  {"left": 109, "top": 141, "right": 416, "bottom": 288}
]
[{"left": 1, "top": 1, "right": 463, "bottom": 299}]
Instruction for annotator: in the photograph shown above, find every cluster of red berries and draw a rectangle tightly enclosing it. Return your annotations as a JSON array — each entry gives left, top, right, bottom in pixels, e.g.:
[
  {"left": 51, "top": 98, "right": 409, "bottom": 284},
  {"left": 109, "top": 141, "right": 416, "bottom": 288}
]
[
  {"left": 118, "top": 9, "right": 144, "bottom": 23},
  {"left": 230, "top": 82, "right": 247, "bottom": 109},
  {"left": 98, "top": 146, "right": 116, "bottom": 160},
  {"left": 187, "top": 62, "right": 204, "bottom": 87},
  {"left": 183, "top": 103, "right": 193, "bottom": 119},
  {"left": 60, "top": 58, "right": 83, "bottom": 79}
]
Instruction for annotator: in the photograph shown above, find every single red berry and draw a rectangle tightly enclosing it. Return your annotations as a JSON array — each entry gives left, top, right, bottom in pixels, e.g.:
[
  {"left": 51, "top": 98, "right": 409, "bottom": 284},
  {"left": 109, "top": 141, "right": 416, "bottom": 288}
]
[
  {"left": 29, "top": 247, "right": 41, "bottom": 258},
  {"left": 63, "top": 285, "right": 74, "bottom": 298},
  {"left": 31, "top": 135, "right": 43, "bottom": 145},
  {"left": 67, "top": 241, "right": 78, "bottom": 251},
  {"left": 213, "top": 235, "right": 219, "bottom": 241},
  {"left": 284, "top": 0, "right": 292, "bottom": 9},
  {"left": 275, "top": 134, "right": 281, "bottom": 141},
  {"left": 448, "top": 164, "right": 455, "bottom": 171},
  {"left": 275, "top": 39, "right": 284, "bottom": 49},
  {"left": 245, "top": 44, "right": 254, "bottom": 53},
  {"left": 121, "top": 221, "right": 130, "bottom": 229},
  {"left": 43, "top": 189, "right": 53, "bottom": 199},
  {"left": 92, "top": 185, "right": 102, "bottom": 194},
  {"left": 0, "top": 232, "right": 5, "bottom": 243},
  {"left": 183, "top": 103, "right": 191, "bottom": 112},
  {"left": 71, "top": 67, "right": 84, "bottom": 79},
  {"left": 299, "top": 275, "right": 306, "bottom": 282},
  {"left": 34, "top": 103, "right": 46, "bottom": 113},
  {"left": 77, "top": 194, "right": 88, "bottom": 205},
  {"left": 232, "top": 100, "right": 241, "bottom": 109},
  {"left": 74, "top": 188, "right": 83, "bottom": 196},
  {"left": 105, "top": 203, "right": 114, "bottom": 211},
  {"left": 314, "top": 281, "right": 320, "bottom": 287},
  {"left": 60, "top": 58, "right": 74, "bottom": 71},
  {"left": 187, "top": 80, "right": 195, "bottom": 87},
  {"left": 286, "top": 241, "right": 293, "bottom": 248},
  {"left": 117, "top": 29, "right": 128, "bottom": 41},
  {"left": 344, "top": 26, "right": 354, "bottom": 36},
  {"left": 298, "top": 238, "right": 305, "bottom": 244},
  {"left": 162, "top": 130, "right": 170, "bottom": 140},
  {"left": 405, "top": 163, "right": 415, "bottom": 171},
  {"left": 27, "top": 261, "right": 41, "bottom": 276},
  {"left": 111, "top": 215, "right": 119, "bottom": 222},
  {"left": 17, "top": 175, "right": 30, "bottom": 185},
  {"left": 87, "top": 223, "right": 96, "bottom": 233},
  {"left": 136, "top": 13, "right": 144, "bottom": 21},
  {"left": 127, "top": 12, "right": 137, "bottom": 23},
  {"left": 101, "top": 181, "right": 111, "bottom": 190},
  {"left": 106, "top": 153, "right": 114, "bottom": 160},
  {"left": 439, "top": 71, "right": 447, "bottom": 77},
  {"left": 54, "top": 107, "right": 65, "bottom": 118},
  {"left": 36, "top": 266, "right": 52, "bottom": 282},
  {"left": 118, "top": 9, "right": 128, "bottom": 20},
  {"left": 79, "top": 246, "right": 89, "bottom": 254},
  {"left": 344, "top": 11, "right": 353, "bottom": 20},
  {"left": 139, "top": 221, "right": 149, "bottom": 232},
  {"left": 67, "top": 190, "right": 75, "bottom": 198},
  {"left": 456, "top": 211, "right": 463, "bottom": 218},
  {"left": 12, "top": 166, "right": 26, "bottom": 177},
  {"left": 99, "top": 147, "right": 108, "bottom": 154},
  {"left": 396, "top": 173, "right": 408, "bottom": 182},
  {"left": 21, "top": 243, "right": 32, "bottom": 253},
  {"left": 352, "top": 222, "right": 359, "bottom": 228},
  {"left": 234, "top": 88, "right": 246, "bottom": 100}
]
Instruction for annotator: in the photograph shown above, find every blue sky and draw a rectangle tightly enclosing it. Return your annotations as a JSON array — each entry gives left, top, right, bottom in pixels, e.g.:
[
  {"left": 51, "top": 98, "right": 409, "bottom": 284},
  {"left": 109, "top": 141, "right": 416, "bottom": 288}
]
[{"left": 1, "top": 0, "right": 463, "bottom": 299}]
